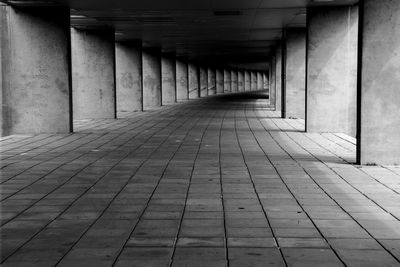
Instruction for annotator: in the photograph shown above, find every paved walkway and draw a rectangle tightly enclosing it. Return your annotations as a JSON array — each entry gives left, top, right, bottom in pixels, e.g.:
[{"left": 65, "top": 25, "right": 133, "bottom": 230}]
[{"left": 1, "top": 91, "right": 400, "bottom": 266}]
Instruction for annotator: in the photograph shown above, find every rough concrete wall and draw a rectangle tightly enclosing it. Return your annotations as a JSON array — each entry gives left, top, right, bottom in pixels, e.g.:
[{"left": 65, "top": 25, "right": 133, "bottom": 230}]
[
  {"left": 224, "top": 69, "right": 231, "bottom": 93},
  {"left": 116, "top": 42, "right": 142, "bottom": 114},
  {"left": 238, "top": 71, "right": 245, "bottom": 92},
  {"left": 207, "top": 68, "right": 216, "bottom": 95},
  {"left": 285, "top": 29, "right": 306, "bottom": 119},
  {"left": 275, "top": 46, "right": 283, "bottom": 112},
  {"left": 359, "top": 0, "right": 400, "bottom": 165},
  {"left": 188, "top": 63, "right": 199, "bottom": 99},
  {"left": 245, "top": 71, "right": 251, "bottom": 91},
  {"left": 200, "top": 66, "right": 208, "bottom": 97},
  {"left": 161, "top": 56, "right": 176, "bottom": 105},
  {"left": 216, "top": 69, "right": 224, "bottom": 94},
  {"left": 1, "top": 6, "right": 71, "bottom": 135},
  {"left": 270, "top": 57, "right": 277, "bottom": 106},
  {"left": 307, "top": 6, "right": 358, "bottom": 136},
  {"left": 231, "top": 70, "right": 238, "bottom": 92},
  {"left": 176, "top": 60, "right": 188, "bottom": 101},
  {"left": 251, "top": 72, "right": 257, "bottom": 91},
  {"left": 142, "top": 51, "right": 161, "bottom": 109},
  {"left": 72, "top": 29, "right": 115, "bottom": 119}
]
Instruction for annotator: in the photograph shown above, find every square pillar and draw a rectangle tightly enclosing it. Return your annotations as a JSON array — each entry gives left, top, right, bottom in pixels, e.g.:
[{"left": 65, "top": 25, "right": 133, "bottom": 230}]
[
  {"left": 244, "top": 71, "right": 251, "bottom": 91},
  {"left": 116, "top": 41, "right": 142, "bottom": 115},
  {"left": 188, "top": 63, "right": 199, "bottom": 99},
  {"left": 224, "top": 69, "right": 231, "bottom": 93},
  {"left": 306, "top": 7, "right": 358, "bottom": 136},
  {"left": 238, "top": 71, "right": 245, "bottom": 92},
  {"left": 275, "top": 46, "right": 283, "bottom": 112},
  {"left": 207, "top": 68, "right": 216, "bottom": 95},
  {"left": 270, "top": 57, "right": 277, "bottom": 107},
  {"left": 176, "top": 60, "right": 188, "bottom": 101},
  {"left": 142, "top": 49, "right": 162, "bottom": 110},
  {"left": 161, "top": 55, "right": 176, "bottom": 105},
  {"left": 257, "top": 72, "right": 263, "bottom": 90},
  {"left": 251, "top": 72, "right": 257, "bottom": 91},
  {"left": 199, "top": 66, "right": 208, "bottom": 97},
  {"left": 1, "top": 5, "right": 71, "bottom": 135},
  {"left": 231, "top": 70, "right": 238, "bottom": 92},
  {"left": 216, "top": 69, "right": 224, "bottom": 94},
  {"left": 72, "top": 29, "right": 116, "bottom": 119},
  {"left": 284, "top": 29, "right": 306, "bottom": 119},
  {"left": 358, "top": 0, "right": 400, "bottom": 165}
]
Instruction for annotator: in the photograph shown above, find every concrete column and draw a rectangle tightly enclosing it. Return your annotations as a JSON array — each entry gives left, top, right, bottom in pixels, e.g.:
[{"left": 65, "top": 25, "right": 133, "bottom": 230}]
[
  {"left": 257, "top": 72, "right": 263, "bottom": 90},
  {"left": 270, "top": 57, "right": 276, "bottom": 107},
  {"left": 284, "top": 29, "right": 306, "bottom": 119},
  {"left": 199, "top": 66, "right": 208, "bottom": 97},
  {"left": 1, "top": 6, "right": 71, "bottom": 135},
  {"left": 238, "top": 71, "right": 245, "bottom": 92},
  {"left": 161, "top": 56, "right": 176, "bottom": 105},
  {"left": 188, "top": 63, "right": 199, "bottom": 99},
  {"left": 142, "top": 49, "right": 161, "bottom": 109},
  {"left": 216, "top": 69, "right": 224, "bottom": 94},
  {"left": 72, "top": 29, "right": 116, "bottom": 120},
  {"left": 207, "top": 68, "right": 216, "bottom": 95},
  {"left": 358, "top": 0, "right": 400, "bottom": 165},
  {"left": 176, "top": 60, "right": 188, "bottom": 101},
  {"left": 244, "top": 71, "right": 251, "bottom": 91},
  {"left": 224, "top": 69, "right": 231, "bottom": 93},
  {"left": 306, "top": 7, "right": 358, "bottom": 136},
  {"left": 231, "top": 70, "right": 238, "bottom": 92},
  {"left": 275, "top": 46, "right": 283, "bottom": 112},
  {"left": 116, "top": 42, "right": 142, "bottom": 115},
  {"left": 251, "top": 72, "right": 257, "bottom": 91}
]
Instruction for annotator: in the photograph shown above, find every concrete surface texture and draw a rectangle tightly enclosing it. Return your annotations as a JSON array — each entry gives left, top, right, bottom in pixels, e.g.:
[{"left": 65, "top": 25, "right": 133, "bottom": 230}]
[
  {"left": 275, "top": 46, "right": 283, "bottom": 112},
  {"left": 1, "top": 6, "right": 71, "bottom": 135},
  {"left": 251, "top": 72, "right": 257, "bottom": 91},
  {"left": 200, "top": 66, "right": 208, "bottom": 97},
  {"left": 142, "top": 51, "right": 162, "bottom": 110},
  {"left": 161, "top": 56, "right": 177, "bottom": 105},
  {"left": 216, "top": 69, "right": 224, "bottom": 94},
  {"left": 238, "top": 71, "right": 245, "bottom": 92},
  {"left": 285, "top": 29, "right": 306, "bottom": 119},
  {"left": 72, "top": 29, "right": 116, "bottom": 120},
  {"left": 176, "top": 60, "right": 188, "bottom": 101},
  {"left": 307, "top": 6, "right": 358, "bottom": 137},
  {"left": 116, "top": 42, "right": 142, "bottom": 114},
  {"left": 224, "top": 69, "right": 231, "bottom": 93},
  {"left": 2, "top": 91, "right": 400, "bottom": 266},
  {"left": 207, "top": 68, "right": 216, "bottom": 96},
  {"left": 269, "top": 57, "right": 276, "bottom": 107},
  {"left": 231, "top": 70, "right": 238, "bottom": 92},
  {"left": 263, "top": 73, "right": 269, "bottom": 91},
  {"left": 244, "top": 71, "right": 251, "bottom": 91},
  {"left": 188, "top": 63, "right": 199, "bottom": 99},
  {"left": 257, "top": 72, "right": 263, "bottom": 90},
  {"left": 359, "top": 0, "right": 400, "bottom": 165}
]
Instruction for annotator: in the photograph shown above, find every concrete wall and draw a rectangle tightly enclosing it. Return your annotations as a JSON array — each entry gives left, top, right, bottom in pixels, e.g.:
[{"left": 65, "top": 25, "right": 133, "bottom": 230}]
[
  {"left": 245, "top": 71, "right": 251, "bottom": 91},
  {"left": 284, "top": 29, "right": 306, "bottom": 119},
  {"left": 143, "top": 50, "right": 161, "bottom": 109},
  {"left": 116, "top": 42, "right": 142, "bottom": 114},
  {"left": 216, "top": 69, "right": 224, "bottom": 94},
  {"left": 176, "top": 60, "right": 188, "bottom": 101},
  {"left": 188, "top": 63, "right": 199, "bottom": 99},
  {"left": 1, "top": 6, "right": 71, "bottom": 135},
  {"left": 207, "top": 68, "right": 216, "bottom": 95},
  {"left": 224, "top": 69, "right": 231, "bottom": 93},
  {"left": 231, "top": 70, "right": 238, "bottom": 92},
  {"left": 359, "top": 0, "right": 400, "bottom": 165},
  {"left": 275, "top": 46, "right": 283, "bottom": 112},
  {"left": 72, "top": 29, "right": 116, "bottom": 120},
  {"left": 307, "top": 7, "right": 358, "bottom": 136},
  {"left": 199, "top": 66, "right": 208, "bottom": 97},
  {"left": 238, "top": 71, "right": 245, "bottom": 92},
  {"left": 251, "top": 72, "right": 257, "bottom": 91},
  {"left": 161, "top": 56, "right": 176, "bottom": 105}
]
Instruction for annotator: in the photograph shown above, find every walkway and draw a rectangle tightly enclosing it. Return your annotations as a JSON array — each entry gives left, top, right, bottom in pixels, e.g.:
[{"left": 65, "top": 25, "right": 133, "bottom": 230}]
[{"left": 1, "top": 91, "right": 400, "bottom": 266}]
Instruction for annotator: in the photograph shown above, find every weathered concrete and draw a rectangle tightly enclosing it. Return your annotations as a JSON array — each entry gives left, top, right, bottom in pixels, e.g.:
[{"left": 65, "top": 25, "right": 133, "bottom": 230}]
[
  {"left": 238, "top": 71, "right": 245, "bottom": 92},
  {"left": 207, "top": 68, "right": 216, "bottom": 95},
  {"left": 244, "top": 71, "right": 251, "bottom": 91},
  {"left": 72, "top": 29, "right": 116, "bottom": 120},
  {"left": 224, "top": 69, "right": 231, "bottom": 93},
  {"left": 307, "top": 6, "right": 358, "bottom": 136},
  {"left": 284, "top": 29, "right": 306, "bottom": 119},
  {"left": 358, "top": 0, "right": 400, "bottom": 165},
  {"left": 231, "top": 70, "right": 238, "bottom": 92},
  {"left": 251, "top": 72, "right": 257, "bottom": 91},
  {"left": 216, "top": 69, "right": 224, "bottom": 94},
  {"left": 161, "top": 56, "right": 176, "bottom": 105},
  {"left": 188, "top": 63, "right": 199, "bottom": 99},
  {"left": 116, "top": 42, "right": 142, "bottom": 114},
  {"left": 176, "top": 60, "right": 188, "bottom": 101},
  {"left": 1, "top": 6, "right": 71, "bottom": 135},
  {"left": 269, "top": 57, "right": 276, "bottom": 107},
  {"left": 275, "top": 46, "right": 283, "bottom": 112},
  {"left": 143, "top": 50, "right": 161, "bottom": 109},
  {"left": 199, "top": 66, "right": 208, "bottom": 97}
]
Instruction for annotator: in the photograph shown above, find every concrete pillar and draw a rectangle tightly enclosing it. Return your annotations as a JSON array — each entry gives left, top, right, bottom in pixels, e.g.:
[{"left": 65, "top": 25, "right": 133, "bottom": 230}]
[
  {"left": 207, "top": 68, "right": 216, "bottom": 95},
  {"left": 284, "top": 29, "right": 306, "bottom": 119},
  {"left": 238, "top": 71, "right": 245, "bottom": 92},
  {"left": 72, "top": 29, "right": 116, "bottom": 120},
  {"left": 216, "top": 69, "right": 224, "bottom": 94},
  {"left": 1, "top": 5, "right": 71, "bottom": 135},
  {"left": 257, "top": 72, "right": 263, "bottom": 90},
  {"left": 270, "top": 57, "right": 276, "bottom": 107},
  {"left": 176, "top": 60, "right": 188, "bottom": 101},
  {"left": 306, "top": 7, "right": 358, "bottom": 136},
  {"left": 231, "top": 70, "right": 238, "bottom": 92},
  {"left": 251, "top": 72, "right": 257, "bottom": 91},
  {"left": 199, "top": 66, "right": 208, "bottom": 97},
  {"left": 224, "top": 69, "right": 231, "bottom": 93},
  {"left": 161, "top": 56, "right": 176, "bottom": 105},
  {"left": 142, "top": 50, "right": 161, "bottom": 110},
  {"left": 188, "top": 63, "right": 199, "bottom": 99},
  {"left": 244, "top": 71, "right": 251, "bottom": 91},
  {"left": 358, "top": 0, "right": 400, "bottom": 165},
  {"left": 275, "top": 46, "right": 283, "bottom": 112},
  {"left": 116, "top": 42, "right": 142, "bottom": 115}
]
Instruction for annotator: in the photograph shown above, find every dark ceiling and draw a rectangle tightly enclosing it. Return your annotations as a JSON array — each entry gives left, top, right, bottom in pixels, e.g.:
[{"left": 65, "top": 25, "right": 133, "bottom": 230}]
[{"left": 2, "top": 0, "right": 358, "bottom": 70}]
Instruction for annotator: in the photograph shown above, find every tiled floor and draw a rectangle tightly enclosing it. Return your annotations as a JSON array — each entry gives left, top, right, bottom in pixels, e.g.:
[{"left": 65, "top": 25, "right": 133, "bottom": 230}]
[{"left": 1, "top": 91, "right": 400, "bottom": 266}]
